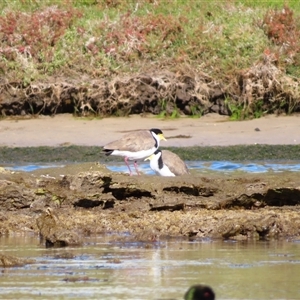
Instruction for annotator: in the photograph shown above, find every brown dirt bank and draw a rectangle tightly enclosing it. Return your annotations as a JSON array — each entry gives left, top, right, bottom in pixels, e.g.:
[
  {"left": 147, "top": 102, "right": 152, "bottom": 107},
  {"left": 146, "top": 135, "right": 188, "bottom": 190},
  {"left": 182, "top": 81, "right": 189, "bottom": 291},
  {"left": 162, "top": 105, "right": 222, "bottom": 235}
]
[
  {"left": 1, "top": 163, "right": 300, "bottom": 242},
  {"left": 1, "top": 60, "right": 300, "bottom": 119}
]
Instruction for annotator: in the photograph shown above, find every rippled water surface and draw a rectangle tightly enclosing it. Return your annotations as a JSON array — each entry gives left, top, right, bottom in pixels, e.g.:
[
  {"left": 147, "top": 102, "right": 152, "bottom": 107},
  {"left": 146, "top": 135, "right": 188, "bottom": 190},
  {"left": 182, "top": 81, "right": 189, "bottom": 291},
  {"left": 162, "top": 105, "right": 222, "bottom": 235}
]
[
  {"left": 1, "top": 235, "right": 300, "bottom": 299},
  {"left": 7, "top": 160, "right": 300, "bottom": 174}
]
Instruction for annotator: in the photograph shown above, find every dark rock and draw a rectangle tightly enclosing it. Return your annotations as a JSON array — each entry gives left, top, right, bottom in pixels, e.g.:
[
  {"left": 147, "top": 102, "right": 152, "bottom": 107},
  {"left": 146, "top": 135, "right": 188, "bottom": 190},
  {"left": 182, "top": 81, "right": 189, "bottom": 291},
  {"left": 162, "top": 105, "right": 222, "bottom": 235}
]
[
  {"left": 264, "top": 188, "right": 300, "bottom": 206},
  {"left": 150, "top": 203, "right": 185, "bottom": 212}
]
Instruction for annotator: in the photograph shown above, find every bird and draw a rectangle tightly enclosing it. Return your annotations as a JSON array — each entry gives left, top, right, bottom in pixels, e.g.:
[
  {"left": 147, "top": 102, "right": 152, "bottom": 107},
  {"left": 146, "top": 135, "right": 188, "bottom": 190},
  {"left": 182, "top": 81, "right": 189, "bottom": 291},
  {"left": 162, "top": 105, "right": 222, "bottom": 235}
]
[
  {"left": 144, "top": 149, "right": 189, "bottom": 176},
  {"left": 103, "top": 128, "right": 166, "bottom": 175},
  {"left": 155, "top": 284, "right": 215, "bottom": 300},
  {"left": 184, "top": 284, "right": 215, "bottom": 300}
]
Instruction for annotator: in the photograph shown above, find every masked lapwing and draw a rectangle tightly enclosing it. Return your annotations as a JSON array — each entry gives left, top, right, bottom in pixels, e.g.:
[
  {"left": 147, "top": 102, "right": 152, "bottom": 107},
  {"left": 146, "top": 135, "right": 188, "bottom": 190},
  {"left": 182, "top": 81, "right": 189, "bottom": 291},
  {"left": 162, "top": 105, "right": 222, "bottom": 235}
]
[
  {"left": 103, "top": 128, "right": 166, "bottom": 175},
  {"left": 145, "top": 149, "right": 189, "bottom": 176}
]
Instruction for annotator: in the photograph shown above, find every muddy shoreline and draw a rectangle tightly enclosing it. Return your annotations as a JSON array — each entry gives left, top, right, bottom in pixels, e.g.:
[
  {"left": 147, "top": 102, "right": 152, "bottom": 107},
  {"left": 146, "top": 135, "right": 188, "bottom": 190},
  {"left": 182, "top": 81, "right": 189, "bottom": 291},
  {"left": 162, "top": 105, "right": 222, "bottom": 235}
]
[
  {"left": 1, "top": 114, "right": 300, "bottom": 243},
  {"left": 0, "top": 113, "right": 299, "bottom": 148},
  {"left": 1, "top": 162, "right": 300, "bottom": 242}
]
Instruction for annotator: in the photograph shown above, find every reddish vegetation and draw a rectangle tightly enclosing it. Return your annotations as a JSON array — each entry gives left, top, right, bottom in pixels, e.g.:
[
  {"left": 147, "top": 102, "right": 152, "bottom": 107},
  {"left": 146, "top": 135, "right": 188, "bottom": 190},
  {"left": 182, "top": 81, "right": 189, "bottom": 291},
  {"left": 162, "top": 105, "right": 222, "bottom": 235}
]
[
  {"left": 0, "top": 6, "right": 82, "bottom": 62},
  {"left": 93, "top": 12, "right": 184, "bottom": 60},
  {"left": 262, "top": 5, "right": 300, "bottom": 67}
]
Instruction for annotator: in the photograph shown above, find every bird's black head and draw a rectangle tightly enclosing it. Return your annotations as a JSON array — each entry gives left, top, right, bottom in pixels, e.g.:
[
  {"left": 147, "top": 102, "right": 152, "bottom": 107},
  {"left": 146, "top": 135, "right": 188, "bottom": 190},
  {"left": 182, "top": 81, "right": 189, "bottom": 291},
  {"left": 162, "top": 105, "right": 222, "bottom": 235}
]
[
  {"left": 184, "top": 284, "right": 215, "bottom": 300},
  {"left": 154, "top": 149, "right": 162, "bottom": 155},
  {"left": 155, "top": 149, "right": 164, "bottom": 169},
  {"left": 150, "top": 128, "right": 163, "bottom": 135}
]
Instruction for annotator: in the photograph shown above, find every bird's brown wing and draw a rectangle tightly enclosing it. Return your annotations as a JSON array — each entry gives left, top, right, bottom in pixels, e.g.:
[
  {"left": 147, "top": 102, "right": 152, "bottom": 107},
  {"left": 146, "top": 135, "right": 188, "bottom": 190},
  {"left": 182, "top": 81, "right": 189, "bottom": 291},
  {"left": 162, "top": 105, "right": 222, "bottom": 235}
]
[
  {"left": 103, "top": 130, "right": 155, "bottom": 152},
  {"left": 162, "top": 150, "right": 189, "bottom": 176}
]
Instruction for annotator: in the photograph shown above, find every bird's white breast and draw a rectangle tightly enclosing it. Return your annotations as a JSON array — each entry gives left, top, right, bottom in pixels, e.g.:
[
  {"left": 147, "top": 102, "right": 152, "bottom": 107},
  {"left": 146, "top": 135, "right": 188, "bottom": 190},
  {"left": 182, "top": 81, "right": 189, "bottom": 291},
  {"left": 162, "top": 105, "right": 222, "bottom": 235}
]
[{"left": 150, "top": 159, "right": 175, "bottom": 176}]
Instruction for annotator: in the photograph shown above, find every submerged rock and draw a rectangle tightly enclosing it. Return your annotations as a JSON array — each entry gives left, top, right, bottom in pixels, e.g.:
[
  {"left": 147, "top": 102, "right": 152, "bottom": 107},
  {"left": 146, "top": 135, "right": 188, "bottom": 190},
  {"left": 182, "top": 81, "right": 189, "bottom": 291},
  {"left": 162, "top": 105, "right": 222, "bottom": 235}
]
[
  {"left": 36, "top": 207, "right": 81, "bottom": 247},
  {"left": 0, "top": 253, "right": 34, "bottom": 267}
]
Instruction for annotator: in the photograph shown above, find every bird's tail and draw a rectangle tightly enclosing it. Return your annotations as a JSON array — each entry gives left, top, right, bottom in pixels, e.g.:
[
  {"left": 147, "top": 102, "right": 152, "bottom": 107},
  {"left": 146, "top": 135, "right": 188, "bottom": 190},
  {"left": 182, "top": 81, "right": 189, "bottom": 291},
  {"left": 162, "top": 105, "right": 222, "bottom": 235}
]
[{"left": 103, "top": 149, "right": 114, "bottom": 156}]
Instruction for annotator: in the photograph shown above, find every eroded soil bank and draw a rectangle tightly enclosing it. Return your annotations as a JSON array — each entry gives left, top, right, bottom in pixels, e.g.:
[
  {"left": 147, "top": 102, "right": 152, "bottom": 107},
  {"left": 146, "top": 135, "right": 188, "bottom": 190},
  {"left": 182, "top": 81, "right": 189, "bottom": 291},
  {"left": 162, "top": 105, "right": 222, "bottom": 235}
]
[{"left": 1, "top": 162, "right": 300, "bottom": 243}]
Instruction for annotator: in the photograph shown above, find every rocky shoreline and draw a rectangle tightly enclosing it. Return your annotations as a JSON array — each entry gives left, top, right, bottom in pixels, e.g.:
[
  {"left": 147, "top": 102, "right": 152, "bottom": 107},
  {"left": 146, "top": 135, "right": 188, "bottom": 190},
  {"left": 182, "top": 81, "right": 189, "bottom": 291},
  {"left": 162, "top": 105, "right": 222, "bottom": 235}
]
[{"left": 1, "top": 162, "right": 300, "bottom": 243}]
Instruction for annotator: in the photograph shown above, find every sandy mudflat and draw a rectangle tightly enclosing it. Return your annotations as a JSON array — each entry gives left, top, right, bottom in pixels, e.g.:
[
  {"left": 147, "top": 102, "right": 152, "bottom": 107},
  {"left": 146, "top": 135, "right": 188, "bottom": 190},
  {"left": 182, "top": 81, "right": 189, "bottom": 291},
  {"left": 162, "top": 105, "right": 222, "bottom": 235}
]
[{"left": 0, "top": 113, "right": 299, "bottom": 147}]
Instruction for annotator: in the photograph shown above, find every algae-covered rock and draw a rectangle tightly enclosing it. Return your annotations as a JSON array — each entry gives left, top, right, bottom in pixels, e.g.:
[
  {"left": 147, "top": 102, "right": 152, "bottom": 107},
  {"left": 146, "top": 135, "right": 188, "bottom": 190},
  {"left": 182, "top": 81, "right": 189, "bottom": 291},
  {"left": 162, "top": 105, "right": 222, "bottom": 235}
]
[
  {"left": 0, "top": 253, "right": 35, "bottom": 267},
  {"left": 0, "top": 163, "right": 300, "bottom": 240},
  {"left": 36, "top": 207, "right": 81, "bottom": 247}
]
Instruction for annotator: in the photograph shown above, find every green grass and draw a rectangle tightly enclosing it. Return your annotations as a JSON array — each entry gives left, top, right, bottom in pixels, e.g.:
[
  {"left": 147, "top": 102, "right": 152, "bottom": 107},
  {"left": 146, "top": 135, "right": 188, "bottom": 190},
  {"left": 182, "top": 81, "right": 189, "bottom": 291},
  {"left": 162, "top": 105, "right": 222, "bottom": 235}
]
[
  {"left": 235, "top": 0, "right": 300, "bottom": 9},
  {"left": 1, "top": 0, "right": 298, "bottom": 78}
]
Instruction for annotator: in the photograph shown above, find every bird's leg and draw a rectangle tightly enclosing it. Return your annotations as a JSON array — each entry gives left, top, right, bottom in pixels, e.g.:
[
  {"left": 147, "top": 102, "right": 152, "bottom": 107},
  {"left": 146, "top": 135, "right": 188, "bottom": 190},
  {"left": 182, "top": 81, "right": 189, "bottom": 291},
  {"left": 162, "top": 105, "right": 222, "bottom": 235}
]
[
  {"left": 134, "top": 160, "right": 140, "bottom": 175},
  {"left": 124, "top": 157, "right": 133, "bottom": 176}
]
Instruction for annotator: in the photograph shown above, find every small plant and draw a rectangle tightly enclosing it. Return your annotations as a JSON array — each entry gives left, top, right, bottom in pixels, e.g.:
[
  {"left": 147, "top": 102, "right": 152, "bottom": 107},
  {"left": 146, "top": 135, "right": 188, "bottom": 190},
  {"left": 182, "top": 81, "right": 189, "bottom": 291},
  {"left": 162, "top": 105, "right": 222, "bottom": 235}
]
[
  {"left": 170, "top": 107, "right": 180, "bottom": 119},
  {"left": 157, "top": 98, "right": 181, "bottom": 119},
  {"left": 157, "top": 98, "right": 167, "bottom": 118},
  {"left": 189, "top": 105, "right": 202, "bottom": 118},
  {"left": 157, "top": 110, "right": 167, "bottom": 118},
  {"left": 263, "top": 5, "right": 296, "bottom": 46},
  {"left": 225, "top": 97, "right": 244, "bottom": 120},
  {"left": 252, "top": 99, "right": 264, "bottom": 119}
]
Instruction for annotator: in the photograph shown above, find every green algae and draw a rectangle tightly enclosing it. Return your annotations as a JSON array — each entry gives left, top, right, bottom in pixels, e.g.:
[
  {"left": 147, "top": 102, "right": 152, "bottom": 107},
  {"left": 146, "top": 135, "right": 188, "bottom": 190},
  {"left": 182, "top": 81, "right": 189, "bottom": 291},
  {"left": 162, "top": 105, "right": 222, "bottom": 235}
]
[{"left": 0, "top": 145, "right": 299, "bottom": 164}]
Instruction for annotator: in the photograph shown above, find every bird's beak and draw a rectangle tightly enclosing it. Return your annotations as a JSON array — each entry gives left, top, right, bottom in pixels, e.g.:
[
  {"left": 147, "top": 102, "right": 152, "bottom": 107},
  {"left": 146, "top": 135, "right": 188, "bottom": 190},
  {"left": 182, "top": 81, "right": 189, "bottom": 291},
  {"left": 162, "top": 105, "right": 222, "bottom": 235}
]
[
  {"left": 144, "top": 155, "right": 153, "bottom": 161},
  {"left": 160, "top": 134, "right": 167, "bottom": 141}
]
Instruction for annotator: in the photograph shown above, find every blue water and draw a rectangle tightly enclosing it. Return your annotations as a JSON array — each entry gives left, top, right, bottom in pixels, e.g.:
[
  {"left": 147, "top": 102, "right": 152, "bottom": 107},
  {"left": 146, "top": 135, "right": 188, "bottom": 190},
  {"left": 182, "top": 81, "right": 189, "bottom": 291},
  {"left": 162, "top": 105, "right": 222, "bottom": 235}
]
[{"left": 5, "top": 160, "right": 300, "bottom": 174}]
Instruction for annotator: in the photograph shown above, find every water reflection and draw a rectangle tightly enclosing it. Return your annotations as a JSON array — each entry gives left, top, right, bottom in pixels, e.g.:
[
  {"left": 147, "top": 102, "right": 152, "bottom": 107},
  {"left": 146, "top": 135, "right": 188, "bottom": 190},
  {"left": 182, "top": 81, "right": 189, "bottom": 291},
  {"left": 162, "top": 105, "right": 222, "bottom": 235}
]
[{"left": 1, "top": 235, "right": 300, "bottom": 299}]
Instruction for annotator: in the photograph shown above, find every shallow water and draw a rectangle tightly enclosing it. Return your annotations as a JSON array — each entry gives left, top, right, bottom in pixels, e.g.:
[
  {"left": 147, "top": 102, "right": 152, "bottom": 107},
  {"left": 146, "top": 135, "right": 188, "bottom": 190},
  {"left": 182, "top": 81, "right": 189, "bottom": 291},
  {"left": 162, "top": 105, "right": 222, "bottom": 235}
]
[
  {"left": 1, "top": 235, "right": 300, "bottom": 299},
  {"left": 6, "top": 160, "right": 300, "bottom": 174},
  {"left": 3, "top": 161, "right": 300, "bottom": 299}
]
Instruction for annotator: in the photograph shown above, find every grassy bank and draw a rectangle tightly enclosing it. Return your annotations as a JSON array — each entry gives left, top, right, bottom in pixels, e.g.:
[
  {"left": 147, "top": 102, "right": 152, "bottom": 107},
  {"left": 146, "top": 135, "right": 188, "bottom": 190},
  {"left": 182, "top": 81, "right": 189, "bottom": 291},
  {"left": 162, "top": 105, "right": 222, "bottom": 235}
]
[
  {"left": 1, "top": 1, "right": 300, "bottom": 118},
  {"left": 1, "top": 0, "right": 300, "bottom": 80},
  {"left": 0, "top": 145, "right": 299, "bottom": 164}
]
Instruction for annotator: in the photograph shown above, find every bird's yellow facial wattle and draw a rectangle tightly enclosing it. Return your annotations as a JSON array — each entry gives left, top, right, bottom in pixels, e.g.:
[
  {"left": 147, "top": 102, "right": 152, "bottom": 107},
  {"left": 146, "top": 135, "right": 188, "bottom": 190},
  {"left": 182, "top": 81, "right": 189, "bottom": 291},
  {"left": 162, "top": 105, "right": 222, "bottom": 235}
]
[
  {"left": 144, "top": 154, "right": 154, "bottom": 161},
  {"left": 159, "top": 134, "right": 167, "bottom": 141}
]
